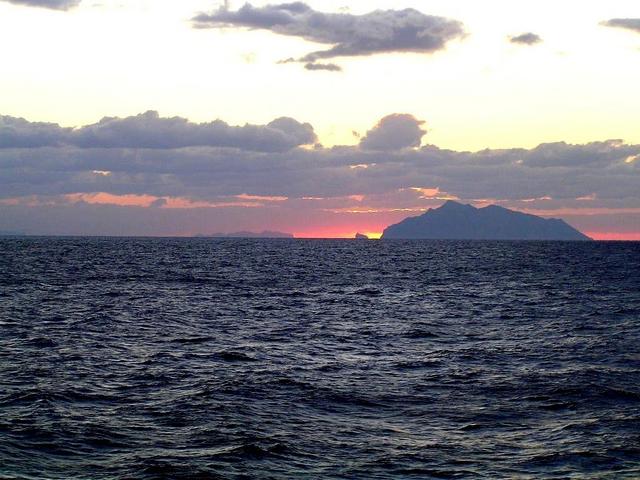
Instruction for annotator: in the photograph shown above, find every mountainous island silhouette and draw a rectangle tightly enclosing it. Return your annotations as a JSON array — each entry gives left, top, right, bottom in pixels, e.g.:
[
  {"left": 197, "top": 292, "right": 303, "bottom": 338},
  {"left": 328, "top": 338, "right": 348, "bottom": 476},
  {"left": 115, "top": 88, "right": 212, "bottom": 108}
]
[{"left": 382, "top": 201, "right": 591, "bottom": 240}]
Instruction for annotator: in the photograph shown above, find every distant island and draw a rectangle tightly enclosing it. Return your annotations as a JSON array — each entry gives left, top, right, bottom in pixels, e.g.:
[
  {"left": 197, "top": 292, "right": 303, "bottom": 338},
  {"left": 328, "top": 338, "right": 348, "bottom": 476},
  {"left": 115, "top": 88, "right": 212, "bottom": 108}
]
[
  {"left": 355, "top": 233, "right": 369, "bottom": 240},
  {"left": 195, "top": 231, "right": 294, "bottom": 239},
  {"left": 382, "top": 201, "right": 591, "bottom": 241}
]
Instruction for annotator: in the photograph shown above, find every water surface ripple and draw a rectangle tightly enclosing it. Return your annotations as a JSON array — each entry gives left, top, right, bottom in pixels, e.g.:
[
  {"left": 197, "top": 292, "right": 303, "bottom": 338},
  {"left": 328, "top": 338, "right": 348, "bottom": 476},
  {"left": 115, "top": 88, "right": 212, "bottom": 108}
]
[{"left": 1, "top": 238, "right": 640, "bottom": 479}]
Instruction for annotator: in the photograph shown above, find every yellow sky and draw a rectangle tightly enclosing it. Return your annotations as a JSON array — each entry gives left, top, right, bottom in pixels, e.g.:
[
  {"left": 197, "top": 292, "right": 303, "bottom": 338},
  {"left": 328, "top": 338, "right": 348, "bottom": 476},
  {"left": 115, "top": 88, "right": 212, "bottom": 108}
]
[{"left": 0, "top": 0, "right": 639, "bottom": 151}]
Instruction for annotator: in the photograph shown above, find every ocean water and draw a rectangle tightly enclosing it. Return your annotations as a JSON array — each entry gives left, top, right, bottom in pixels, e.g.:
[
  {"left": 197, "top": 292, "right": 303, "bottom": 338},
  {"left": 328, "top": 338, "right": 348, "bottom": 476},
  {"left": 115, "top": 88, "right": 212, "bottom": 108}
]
[{"left": 1, "top": 238, "right": 640, "bottom": 479}]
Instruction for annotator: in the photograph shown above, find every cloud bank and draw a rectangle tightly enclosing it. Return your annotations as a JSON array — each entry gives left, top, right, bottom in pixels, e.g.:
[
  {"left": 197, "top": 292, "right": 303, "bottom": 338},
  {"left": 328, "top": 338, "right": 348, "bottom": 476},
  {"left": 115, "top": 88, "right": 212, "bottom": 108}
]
[
  {"left": 1, "top": 112, "right": 638, "bottom": 208},
  {"left": 193, "top": 3, "right": 465, "bottom": 69},
  {"left": 4, "top": 0, "right": 79, "bottom": 10},
  {"left": 0, "top": 111, "right": 317, "bottom": 152}
]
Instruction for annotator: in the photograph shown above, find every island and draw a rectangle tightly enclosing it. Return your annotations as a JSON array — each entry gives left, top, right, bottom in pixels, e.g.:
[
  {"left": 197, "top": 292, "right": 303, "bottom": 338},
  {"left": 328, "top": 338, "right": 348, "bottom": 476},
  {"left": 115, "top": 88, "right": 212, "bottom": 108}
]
[
  {"left": 355, "top": 233, "right": 369, "bottom": 240},
  {"left": 381, "top": 200, "right": 591, "bottom": 241}
]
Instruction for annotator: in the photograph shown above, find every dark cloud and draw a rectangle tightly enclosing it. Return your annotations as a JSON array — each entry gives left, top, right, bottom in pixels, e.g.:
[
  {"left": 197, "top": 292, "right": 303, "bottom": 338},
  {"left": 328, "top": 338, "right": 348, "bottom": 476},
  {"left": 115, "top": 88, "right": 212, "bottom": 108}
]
[
  {"left": 0, "top": 111, "right": 317, "bottom": 152},
  {"left": 523, "top": 140, "right": 637, "bottom": 168},
  {"left": 360, "top": 114, "right": 427, "bottom": 151},
  {"left": 304, "top": 62, "right": 342, "bottom": 72},
  {"left": 509, "top": 32, "right": 542, "bottom": 45},
  {"left": 72, "top": 112, "right": 317, "bottom": 152},
  {"left": 0, "top": 113, "right": 638, "bottom": 211},
  {"left": 602, "top": 18, "right": 640, "bottom": 34},
  {"left": 0, "top": 116, "right": 70, "bottom": 148},
  {"left": 4, "top": 0, "right": 79, "bottom": 10},
  {"left": 193, "top": 3, "right": 465, "bottom": 68}
]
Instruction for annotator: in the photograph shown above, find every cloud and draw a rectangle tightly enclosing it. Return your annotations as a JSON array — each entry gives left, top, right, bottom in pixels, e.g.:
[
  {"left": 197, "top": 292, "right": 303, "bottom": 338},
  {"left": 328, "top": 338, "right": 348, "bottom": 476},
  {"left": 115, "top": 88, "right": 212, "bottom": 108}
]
[
  {"left": 0, "top": 113, "right": 638, "bottom": 221},
  {"left": 523, "top": 140, "right": 637, "bottom": 168},
  {"left": 0, "top": 116, "right": 71, "bottom": 148},
  {"left": 72, "top": 112, "right": 317, "bottom": 152},
  {"left": 509, "top": 32, "right": 542, "bottom": 45},
  {"left": 0, "top": 111, "right": 317, "bottom": 152},
  {"left": 193, "top": 3, "right": 465, "bottom": 68},
  {"left": 304, "top": 62, "right": 342, "bottom": 72},
  {"left": 4, "top": 0, "right": 80, "bottom": 10},
  {"left": 602, "top": 18, "right": 640, "bottom": 34},
  {"left": 360, "top": 114, "right": 427, "bottom": 151}
]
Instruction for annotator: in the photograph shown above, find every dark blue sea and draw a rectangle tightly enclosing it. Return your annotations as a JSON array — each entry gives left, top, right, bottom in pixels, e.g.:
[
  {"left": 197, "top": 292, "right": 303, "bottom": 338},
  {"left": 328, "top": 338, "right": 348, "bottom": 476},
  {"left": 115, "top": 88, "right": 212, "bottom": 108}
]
[{"left": 1, "top": 238, "right": 640, "bottom": 479}]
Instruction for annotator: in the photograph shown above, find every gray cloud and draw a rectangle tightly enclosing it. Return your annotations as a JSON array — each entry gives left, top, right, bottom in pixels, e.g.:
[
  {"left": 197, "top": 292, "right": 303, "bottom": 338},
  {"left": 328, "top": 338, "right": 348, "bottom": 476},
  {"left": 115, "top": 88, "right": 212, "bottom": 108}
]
[
  {"left": 0, "top": 116, "right": 70, "bottom": 148},
  {"left": 4, "top": 0, "right": 79, "bottom": 10},
  {"left": 193, "top": 3, "right": 465, "bottom": 68},
  {"left": 360, "top": 114, "right": 427, "bottom": 151},
  {"left": 304, "top": 62, "right": 342, "bottom": 72},
  {"left": 523, "top": 140, "right": 637, "bottom": 168},
  {"left": 0, "top": 111, "right": 317, "bottom": 152},
  {"left": 509, "top": 32, "right": 542, "bottom": 45},
  {"left": 0, "top": 113, "right": 638, "bottom": 212},
  {"left": 602, "top": 18, "right": 640, "bottom": 34}
]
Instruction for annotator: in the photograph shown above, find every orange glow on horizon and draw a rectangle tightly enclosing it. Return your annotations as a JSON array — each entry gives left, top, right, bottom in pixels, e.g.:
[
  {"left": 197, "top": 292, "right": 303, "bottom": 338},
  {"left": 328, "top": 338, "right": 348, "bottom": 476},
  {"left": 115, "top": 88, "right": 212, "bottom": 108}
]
[
  {"left": 65, "top": 193, "right": 160, "bottom": 208},
  {"left": 64, "top": 193, "right": 263, "bottom": 209},
  {"left": 293, "top": 227, "right": 383, "bottom": 239}
]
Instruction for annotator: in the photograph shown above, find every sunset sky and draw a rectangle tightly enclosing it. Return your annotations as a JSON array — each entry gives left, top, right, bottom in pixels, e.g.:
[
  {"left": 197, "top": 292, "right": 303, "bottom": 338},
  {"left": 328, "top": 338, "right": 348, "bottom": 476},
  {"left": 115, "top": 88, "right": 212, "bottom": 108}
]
[{"left": 1, "top": 0, "right": 639, "bottom": 238}]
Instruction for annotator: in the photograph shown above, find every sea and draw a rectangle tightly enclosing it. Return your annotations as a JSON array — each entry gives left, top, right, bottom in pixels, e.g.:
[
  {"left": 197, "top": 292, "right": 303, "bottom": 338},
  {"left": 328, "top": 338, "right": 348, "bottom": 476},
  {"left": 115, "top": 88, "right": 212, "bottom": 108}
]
[{"left": 1, "top": 238, "right": 639, "bottom": 479}]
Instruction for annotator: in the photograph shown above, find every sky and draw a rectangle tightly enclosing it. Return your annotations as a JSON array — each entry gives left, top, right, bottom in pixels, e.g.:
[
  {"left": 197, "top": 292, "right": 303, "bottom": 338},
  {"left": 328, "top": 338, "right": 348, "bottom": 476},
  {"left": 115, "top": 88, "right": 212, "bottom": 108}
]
[{"left": 0, "top": 0, "right": 639, "bottom": 238}]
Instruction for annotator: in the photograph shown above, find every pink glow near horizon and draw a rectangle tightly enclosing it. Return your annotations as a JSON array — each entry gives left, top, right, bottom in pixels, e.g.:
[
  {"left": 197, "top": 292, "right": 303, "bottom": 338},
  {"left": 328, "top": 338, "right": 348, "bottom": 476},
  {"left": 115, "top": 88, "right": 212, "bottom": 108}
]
[
  {"left": 587, "top": 232, "right": 640, "bottom": 241},
  {"left": 1, "top": 192, "right": 639, "bottom": 240}
]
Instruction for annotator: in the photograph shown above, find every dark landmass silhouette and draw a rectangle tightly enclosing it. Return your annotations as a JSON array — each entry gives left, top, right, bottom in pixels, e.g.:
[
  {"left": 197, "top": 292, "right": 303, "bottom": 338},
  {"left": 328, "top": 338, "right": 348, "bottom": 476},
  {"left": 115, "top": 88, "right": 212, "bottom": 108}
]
[
  {"left": 382, "top": 201, "right": 592, "bottom": 240},
  {"left": 195, "top": 231, "right": 294, "bottom": 239},
  {"left": 355, "top": 233, "right": 369, "bottom": 240}
]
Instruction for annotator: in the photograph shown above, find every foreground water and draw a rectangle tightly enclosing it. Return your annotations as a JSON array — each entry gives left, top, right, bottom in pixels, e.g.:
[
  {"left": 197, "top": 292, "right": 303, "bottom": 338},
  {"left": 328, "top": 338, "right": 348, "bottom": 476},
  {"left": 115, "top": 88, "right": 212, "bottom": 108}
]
[{"left": 1, "top": 238, "right": 640, "bottom": 479}]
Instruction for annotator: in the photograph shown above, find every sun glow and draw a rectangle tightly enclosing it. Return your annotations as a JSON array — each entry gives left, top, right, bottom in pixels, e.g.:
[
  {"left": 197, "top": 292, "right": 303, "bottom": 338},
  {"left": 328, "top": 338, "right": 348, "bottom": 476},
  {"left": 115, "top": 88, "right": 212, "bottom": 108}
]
[{"left": 293, "top": 229, "right": 383, "bottom": 239}]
